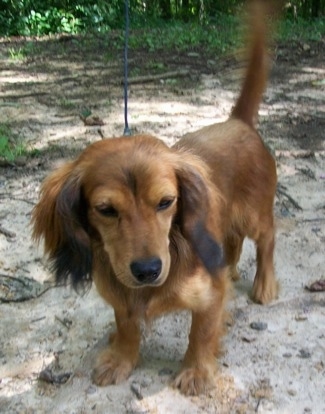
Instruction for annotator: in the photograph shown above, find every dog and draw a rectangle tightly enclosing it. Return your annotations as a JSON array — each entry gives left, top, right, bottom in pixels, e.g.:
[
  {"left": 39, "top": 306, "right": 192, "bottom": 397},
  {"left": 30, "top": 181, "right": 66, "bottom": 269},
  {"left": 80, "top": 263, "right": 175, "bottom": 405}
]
[{"left": 32, "top": 0, "right": 279, "bottom": 396}]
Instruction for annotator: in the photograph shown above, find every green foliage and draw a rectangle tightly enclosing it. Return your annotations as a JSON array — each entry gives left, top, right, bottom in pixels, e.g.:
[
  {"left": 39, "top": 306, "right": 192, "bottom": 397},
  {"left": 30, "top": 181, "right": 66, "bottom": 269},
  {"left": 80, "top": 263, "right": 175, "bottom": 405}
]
[
  {"left": 0, "top": 0, "right": 324, "bottom": 37},
  {"left": 20, "top": 8, "right": 83, "bottom": 35},
  {"left": 0, "top": 1, "right": 124, "bottom": 36},
  {"left": 278, "top": 17, "right": 325, "bottom": 41},
  {"left": 8, "top": 47, "right": 25, "bottom": 60},
  {"left": 127, "top": 14, "right": 238, "bottom": 53},
  {"left": 0, "top": 124, "right": 27, "bottom": 162}
]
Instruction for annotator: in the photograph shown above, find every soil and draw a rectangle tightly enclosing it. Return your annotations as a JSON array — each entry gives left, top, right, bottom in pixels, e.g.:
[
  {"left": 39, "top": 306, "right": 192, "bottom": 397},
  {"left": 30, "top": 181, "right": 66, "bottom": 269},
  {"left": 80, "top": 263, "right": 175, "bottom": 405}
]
[{"left": 0, "top": 34, "right": 324, "bottom": 414}]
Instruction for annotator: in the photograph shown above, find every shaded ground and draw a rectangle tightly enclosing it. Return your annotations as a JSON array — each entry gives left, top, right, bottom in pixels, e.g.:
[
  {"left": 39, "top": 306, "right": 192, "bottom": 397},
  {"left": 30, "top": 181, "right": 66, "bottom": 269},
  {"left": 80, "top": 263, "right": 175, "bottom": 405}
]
[{"left": 0, "top": 34, "right": 324, "bottom": 414}]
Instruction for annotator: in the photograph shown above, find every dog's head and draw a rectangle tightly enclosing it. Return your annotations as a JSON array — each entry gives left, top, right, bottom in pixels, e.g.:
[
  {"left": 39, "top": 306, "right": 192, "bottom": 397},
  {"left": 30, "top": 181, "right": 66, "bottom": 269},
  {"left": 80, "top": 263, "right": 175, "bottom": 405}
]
[{"left": 32, "top": 135, "right": 223, "bottom": 291}]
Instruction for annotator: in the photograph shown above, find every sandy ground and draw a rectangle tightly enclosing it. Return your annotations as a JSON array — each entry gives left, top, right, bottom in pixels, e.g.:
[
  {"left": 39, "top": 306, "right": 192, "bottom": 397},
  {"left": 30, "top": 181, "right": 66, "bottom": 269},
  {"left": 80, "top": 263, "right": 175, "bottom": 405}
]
[{"left": 0, "top": 35, "right": 324, "bottom": 413}]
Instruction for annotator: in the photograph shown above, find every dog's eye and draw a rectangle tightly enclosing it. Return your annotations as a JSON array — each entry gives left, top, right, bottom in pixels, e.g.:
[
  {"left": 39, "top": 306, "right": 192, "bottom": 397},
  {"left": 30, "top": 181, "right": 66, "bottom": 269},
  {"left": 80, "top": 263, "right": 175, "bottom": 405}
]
[
  {"left": 157, "top": 198, "right": 175, "bottom": 211},
  {"left": 96, "top": 205, "right": 118, "bottom": 218}
]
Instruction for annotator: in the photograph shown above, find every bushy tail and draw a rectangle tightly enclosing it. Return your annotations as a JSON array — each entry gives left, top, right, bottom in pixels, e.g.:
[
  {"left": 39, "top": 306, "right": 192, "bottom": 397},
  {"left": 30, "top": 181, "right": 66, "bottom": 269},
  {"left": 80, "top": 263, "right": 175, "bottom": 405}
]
[{"left": 231, "top": 0, "right": 282, "bottom": 127}]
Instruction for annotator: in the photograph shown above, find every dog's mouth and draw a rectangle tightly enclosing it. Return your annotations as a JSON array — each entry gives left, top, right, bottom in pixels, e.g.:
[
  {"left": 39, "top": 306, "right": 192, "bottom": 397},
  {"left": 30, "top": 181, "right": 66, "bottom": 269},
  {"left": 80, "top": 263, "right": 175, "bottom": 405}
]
[
  {"left": 119, "top": 274, "right": 167, "bottom": 289},
  {"left": 132, "top": 277, "right": 166, "bottom": 289},
  {"left": 115, "top": 257, "right": 170, "bottom": 289}
]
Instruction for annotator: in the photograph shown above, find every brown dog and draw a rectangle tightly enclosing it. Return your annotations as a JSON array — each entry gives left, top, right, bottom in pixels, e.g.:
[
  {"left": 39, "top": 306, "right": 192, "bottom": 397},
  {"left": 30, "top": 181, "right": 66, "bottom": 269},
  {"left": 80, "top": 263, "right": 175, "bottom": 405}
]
[{"left": 32, "top": 1, "right": 279, "bottom": 396}]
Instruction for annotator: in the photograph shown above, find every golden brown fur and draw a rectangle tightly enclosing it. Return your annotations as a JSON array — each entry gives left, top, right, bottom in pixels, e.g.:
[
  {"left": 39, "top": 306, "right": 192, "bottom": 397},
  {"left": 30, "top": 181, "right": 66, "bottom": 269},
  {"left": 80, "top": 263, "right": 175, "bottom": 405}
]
[{"left": 32, "top": 0, "right": 279, "bottom": 396}]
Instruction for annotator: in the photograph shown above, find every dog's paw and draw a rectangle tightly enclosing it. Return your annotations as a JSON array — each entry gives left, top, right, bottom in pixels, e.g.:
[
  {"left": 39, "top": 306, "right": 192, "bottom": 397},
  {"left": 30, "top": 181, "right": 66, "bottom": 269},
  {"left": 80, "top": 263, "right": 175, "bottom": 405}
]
[
  {"left": 92, "top": 350, "right": 134, "bottom": 386},
  {"left": 252, "top": 276, "right": 279, "bottom": 304},
  {"left": 173, "top": 367, "right": 214, "bottom": 396}
]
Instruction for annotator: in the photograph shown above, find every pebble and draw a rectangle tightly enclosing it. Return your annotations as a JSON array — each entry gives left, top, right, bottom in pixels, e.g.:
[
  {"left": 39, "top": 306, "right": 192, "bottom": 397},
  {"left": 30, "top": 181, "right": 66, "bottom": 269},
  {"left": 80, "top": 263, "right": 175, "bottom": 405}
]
[
  {"left": 250, "top": 321, "right": 268, "bottom": 331},
  {"left": 158, "top": 367, "right": 173, "bottom": 376},
  {"left": 295, "top": 314, "right": 308, "bottom": 321},
  {"left": 282, "top": 352, "right": 292, "bottom": 358},
  {"left": 125, "top": 400, "right": 149, "bottom": 414},
  {"left": 15, "top": 156, "right": 27, "bottom": 167},
  {"left": 187, "top": 52, "right": 200, "bottom": 58},
  {"left": 86, "top": 385, "right": 97, "bottom": 395},
  {"left": 241, "top": 336, "right": 256, "bottom": 343},
  {"left": 130, "top": 382, "right": 143, "bottom": 400},
  {"left": 298, "top": 349, "right": 311, "bottom": 359}
]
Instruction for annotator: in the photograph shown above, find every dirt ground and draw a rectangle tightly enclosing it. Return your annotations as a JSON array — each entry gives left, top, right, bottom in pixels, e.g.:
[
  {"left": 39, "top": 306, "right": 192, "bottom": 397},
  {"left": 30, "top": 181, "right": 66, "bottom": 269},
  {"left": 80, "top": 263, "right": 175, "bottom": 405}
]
[{"left": 0, "top": 34, "right": 324, "bottom": 414}]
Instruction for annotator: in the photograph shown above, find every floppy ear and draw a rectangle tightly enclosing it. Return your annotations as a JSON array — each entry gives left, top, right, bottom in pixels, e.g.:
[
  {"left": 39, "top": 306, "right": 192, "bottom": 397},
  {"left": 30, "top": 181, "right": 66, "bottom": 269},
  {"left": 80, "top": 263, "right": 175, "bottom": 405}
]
[
  {"left": 175, "top": 161, "right": 224, "bottom": 275},
  {"left": 32, "top": 163, "right": 92, "bottom": 292}
]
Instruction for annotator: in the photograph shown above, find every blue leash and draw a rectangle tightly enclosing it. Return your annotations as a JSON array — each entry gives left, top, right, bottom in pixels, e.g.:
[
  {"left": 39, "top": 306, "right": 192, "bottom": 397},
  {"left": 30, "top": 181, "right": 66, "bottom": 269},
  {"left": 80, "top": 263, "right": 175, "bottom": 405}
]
[{"left": 123, "top": 0, "right": 131, "bottom": 136}]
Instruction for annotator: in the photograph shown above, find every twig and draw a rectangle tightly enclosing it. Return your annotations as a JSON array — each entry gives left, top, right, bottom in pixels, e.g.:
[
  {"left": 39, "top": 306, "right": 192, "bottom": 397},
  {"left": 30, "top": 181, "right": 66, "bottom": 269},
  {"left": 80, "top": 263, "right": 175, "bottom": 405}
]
[
  {"left": 55, "top": 315, "right": 72, "bottom": 330},
  {"left": 122, "top": 69, "right": 190, "bottom": 85},
  {"left": 296, "top": 167, "right": 316, "bottom": 180},
  {"left": 10, "top": 197, "right": 36, "bottom": 206},
  {"left": 97, "top": 129, "right": 105, "bottom": 139},
  {"left": 35, "top": 285, "right": 57, "bottom": 298},
  {"left": 275, "top": 150, "right": 316, "bottom": 159},
  {"left": 301, "top": 217, "right": 325, "bottom": 223},
  {"left": 277, "top": 187, "right": 303, "bottom": 211},
  {"left": 31, "top": 316, "right": 46, "bottom": 323},
  {"left": 3, "top": 92, "right": 49, "bottom": 100},
  {"left": 0, "top": 194, "right": 36, "bottom": 205},
  {"left": 0, "top": 225, "right": 16, "bottom": 238}
]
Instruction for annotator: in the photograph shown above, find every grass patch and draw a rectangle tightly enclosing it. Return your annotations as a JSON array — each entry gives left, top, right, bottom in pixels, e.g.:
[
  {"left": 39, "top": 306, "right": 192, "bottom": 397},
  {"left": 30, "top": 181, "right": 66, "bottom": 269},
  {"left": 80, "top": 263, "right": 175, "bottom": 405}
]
[
  {"left": 8, "top": 47, "right": 25, "bottom": 61},
  {"left": 278, "top": 17, "right": 325, "bottom": 42},
  {"left": 59, "top": 98, "right": 77, "bottom": 110},
  {"left": 106, "top": 15, "right": 324, "bottom": 57},
  {"left": 128, "top": 16, "right": 239, "bottom": 54},
  {"left": 0, "top": 124, "right": 28, "bottom": 163},
  {"left": 7, "top": 15, "right": 322, "bottom": 65}
]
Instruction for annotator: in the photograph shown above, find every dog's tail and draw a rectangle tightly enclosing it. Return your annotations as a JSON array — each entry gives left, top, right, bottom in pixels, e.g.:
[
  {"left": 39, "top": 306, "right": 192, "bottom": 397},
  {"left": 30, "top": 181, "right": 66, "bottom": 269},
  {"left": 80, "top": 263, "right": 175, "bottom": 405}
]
[{"left": 231, "top": 0, "right": 281, "bottom": 127}]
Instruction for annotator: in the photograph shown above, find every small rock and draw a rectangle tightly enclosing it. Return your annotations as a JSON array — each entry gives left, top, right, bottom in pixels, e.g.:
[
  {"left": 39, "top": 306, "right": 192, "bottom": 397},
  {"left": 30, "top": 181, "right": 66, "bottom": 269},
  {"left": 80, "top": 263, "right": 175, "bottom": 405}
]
[
  {"left": 295, "top": 314, "right": 308, "bottom": 321},
  {"left": 241, "top": 336, "right": 256, "bottom": 343},
  {"left": 187, "top": 52, "right": 200, "bottom": 58},
  {"left": 305, "top": 279, "right": 325, "bottom": 292},
  {"left": 158, "top": 367, "right": 173, "bottom": 376},
  {"left": 125, "top": 400, "right": 148, "bottom": 414},
  {"left": 15, "top": 156, "right": 27, "bottom": 167},
  {"left": 86, "top": 385, "right": 97, "bottom": 395},
  {"left": 298, "top": 349, "right": 311, "bottom": 359},
  {"left": 282, "top": 352, "right": 292, "bottom": 358},
  {"left": 130, "top": 382, "right": 143, "bottom": 400},
  {"left": 250, "top": 321, "right": 268, "bottom": 331},
  {"left": 250, "top": 378, "right": 273, "bottom": 400}
]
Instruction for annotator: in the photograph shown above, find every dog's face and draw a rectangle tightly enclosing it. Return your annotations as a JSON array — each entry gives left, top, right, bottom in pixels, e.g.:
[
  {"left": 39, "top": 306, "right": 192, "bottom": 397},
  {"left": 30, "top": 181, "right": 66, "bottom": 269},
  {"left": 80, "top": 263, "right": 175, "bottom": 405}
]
[
  {"left": 32, "top": 135, "right": 223, "bottom": 291},
  {"left": 84, "top": 142, "right": 178, "bottom": 288}
]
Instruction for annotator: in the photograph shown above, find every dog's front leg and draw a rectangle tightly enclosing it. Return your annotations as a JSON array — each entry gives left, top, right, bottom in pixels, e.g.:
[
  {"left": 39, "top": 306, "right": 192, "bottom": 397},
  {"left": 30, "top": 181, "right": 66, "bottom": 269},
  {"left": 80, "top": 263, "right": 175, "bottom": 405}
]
[
  {"left": 174, "top": 283, "right": 226, "bottom": 396},
  {"left": 92, "top": 309, "right": 141, "bottom": 386}
]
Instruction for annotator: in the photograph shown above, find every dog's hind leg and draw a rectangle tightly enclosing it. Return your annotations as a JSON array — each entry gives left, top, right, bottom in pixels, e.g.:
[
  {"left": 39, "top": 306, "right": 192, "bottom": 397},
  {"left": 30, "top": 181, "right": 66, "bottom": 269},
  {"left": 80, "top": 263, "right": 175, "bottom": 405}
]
[
  {"left": 251, "top": 221, "right": 278, "bottom": 304},
  {"left": 224, "top": 234, "right": 244, "bottom": 281}
]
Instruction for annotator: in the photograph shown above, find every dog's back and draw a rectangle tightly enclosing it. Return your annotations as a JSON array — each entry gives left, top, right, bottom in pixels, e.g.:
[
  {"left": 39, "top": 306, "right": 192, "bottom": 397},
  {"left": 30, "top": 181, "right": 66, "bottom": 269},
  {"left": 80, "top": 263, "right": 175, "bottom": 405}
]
[
  {"left": 175, "top": 0, "right": 277, "bottom": 211},
  {"left": 174, "top": 0, "right": 279, "bottom": 304}
]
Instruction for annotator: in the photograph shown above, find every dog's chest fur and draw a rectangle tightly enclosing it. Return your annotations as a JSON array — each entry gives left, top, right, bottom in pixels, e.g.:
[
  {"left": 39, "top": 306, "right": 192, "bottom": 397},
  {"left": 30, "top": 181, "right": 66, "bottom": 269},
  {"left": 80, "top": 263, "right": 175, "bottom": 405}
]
[{"left": 93, "top": 261, "right": 214, "bottom": 321}]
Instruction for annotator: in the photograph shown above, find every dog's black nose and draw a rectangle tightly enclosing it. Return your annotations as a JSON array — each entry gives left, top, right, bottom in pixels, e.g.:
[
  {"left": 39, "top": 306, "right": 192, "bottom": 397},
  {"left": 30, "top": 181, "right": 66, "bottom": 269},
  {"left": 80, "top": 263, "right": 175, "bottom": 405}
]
[{"left": 130, "top": 257, "right": 162, "bottom": 284}]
